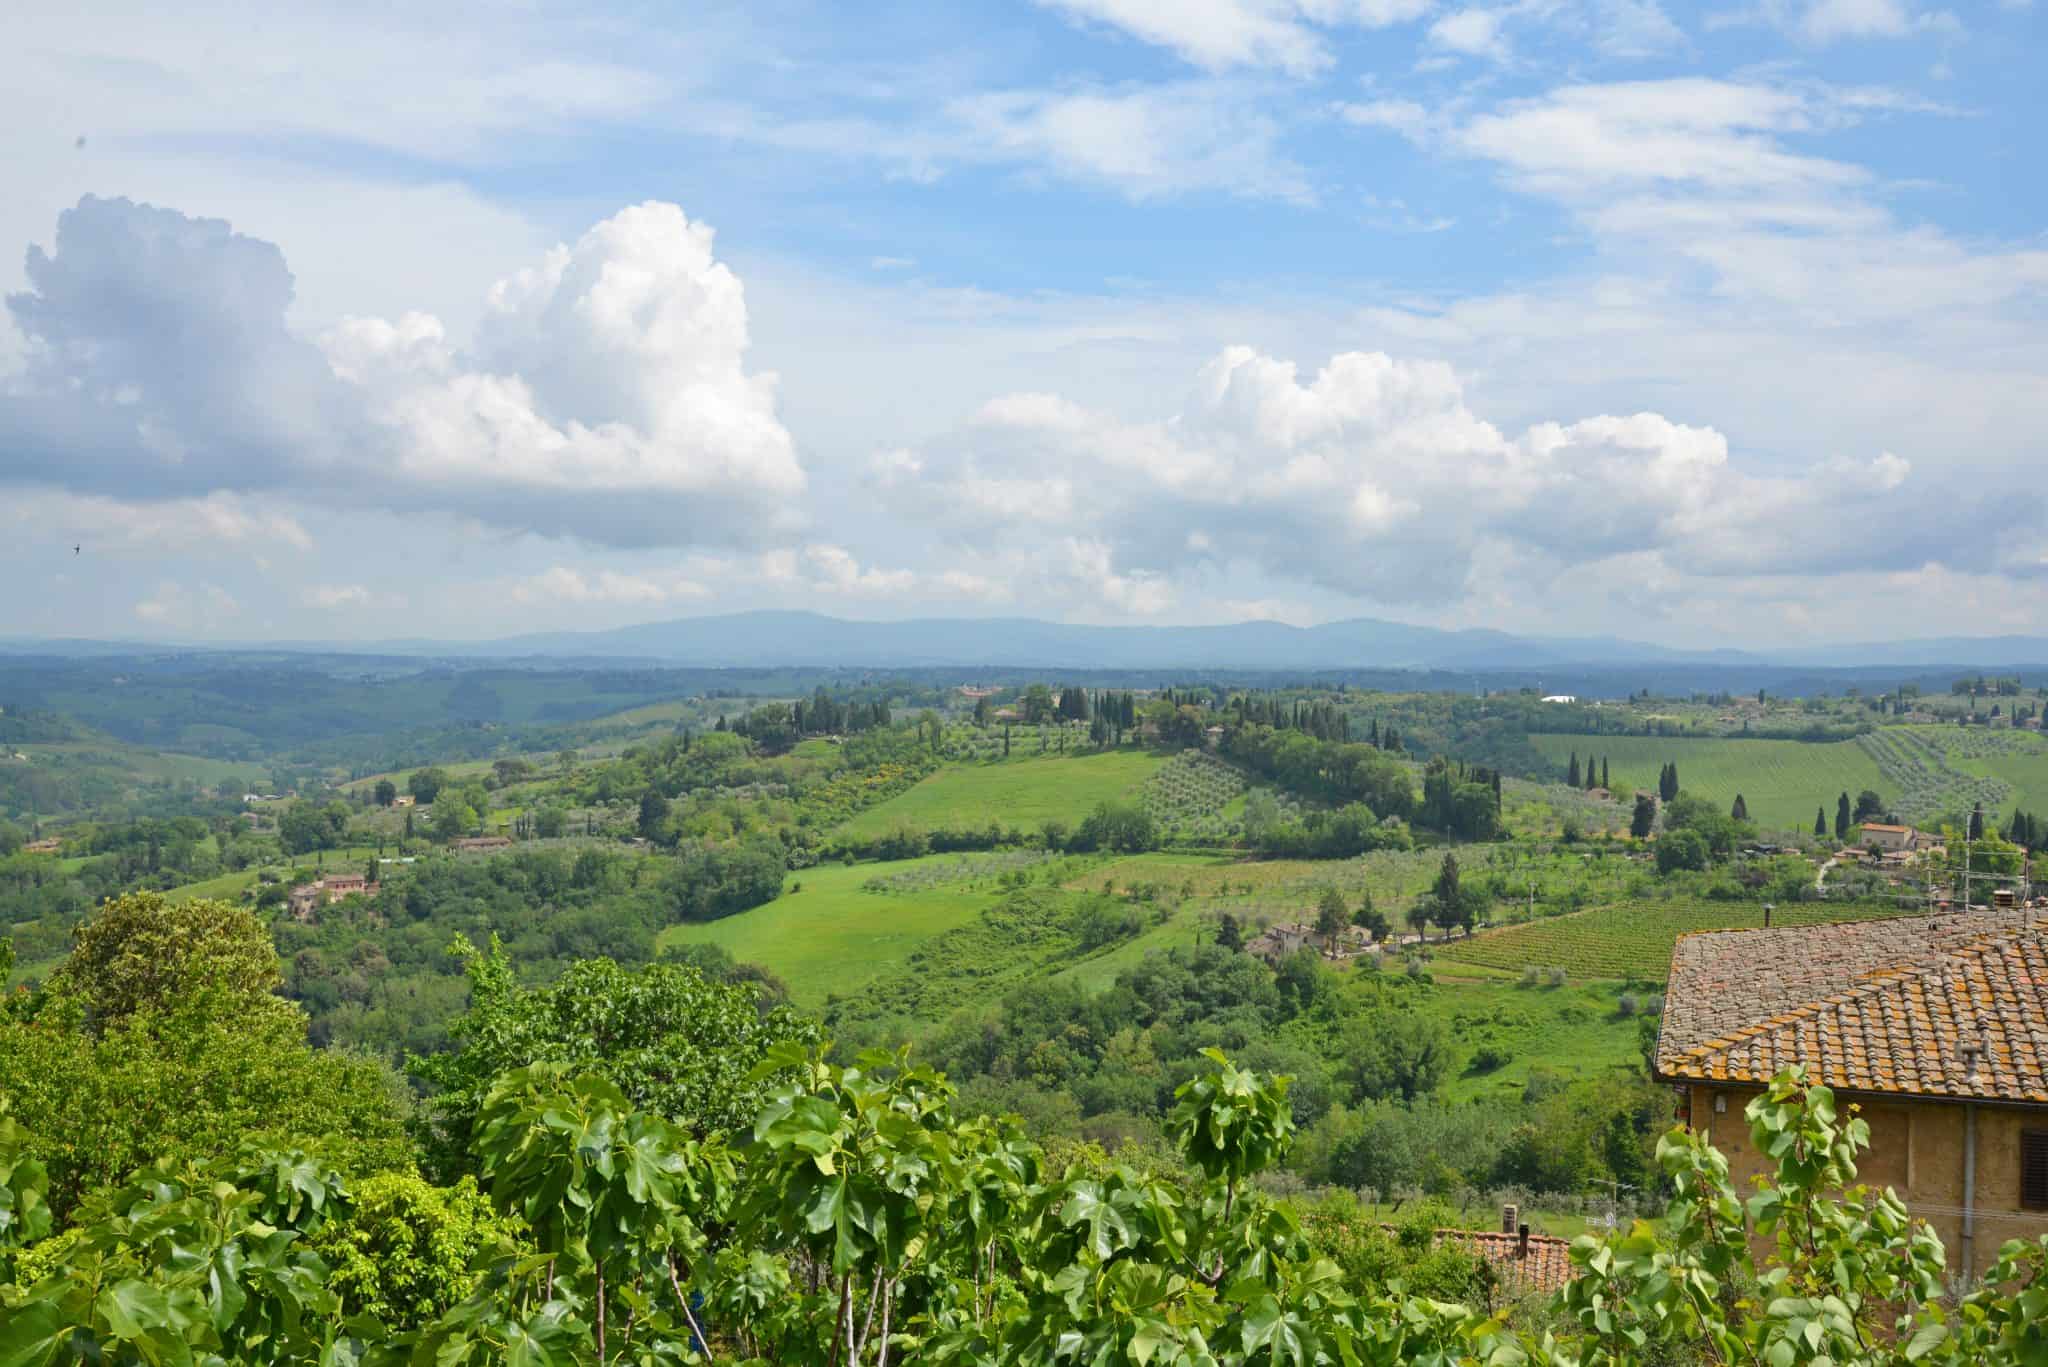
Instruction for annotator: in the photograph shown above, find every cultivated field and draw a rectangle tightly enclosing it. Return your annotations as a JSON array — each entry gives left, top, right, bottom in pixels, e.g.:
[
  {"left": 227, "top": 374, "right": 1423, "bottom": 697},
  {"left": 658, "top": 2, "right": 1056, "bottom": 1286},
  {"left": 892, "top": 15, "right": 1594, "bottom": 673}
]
[
  {"left": 1434, "top": 896, "right": 1920, "bottom": 981},
  {"left": 833, "top": 750, "right": 1164, "bottom": 840},
  {"left": 1141, "top": 749, "right": 1252, "bottom": 840},
  {"left": 655, "top": 854, "right": 1010, "bottom": 1005},
  {"left": 1858, "top": 725, "right": 2048, "bottom": 826},
  {"left": 1527, "top": 734, "right": 1886, "bottom": 832}
]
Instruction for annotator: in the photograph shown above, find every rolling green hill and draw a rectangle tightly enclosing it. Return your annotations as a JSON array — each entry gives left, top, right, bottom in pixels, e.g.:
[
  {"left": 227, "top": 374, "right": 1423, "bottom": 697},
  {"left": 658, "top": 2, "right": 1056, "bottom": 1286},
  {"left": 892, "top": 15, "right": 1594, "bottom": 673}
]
[
  {"left": 1527, "top": 734, "right": 1886, "bottom": 832},
  {"left": 833, "top": 750, "right": 1165, "bottom": 841},
  {"left": 1, "top": 739, "right": 265, "bottom": 823},
  {"left": 656, "top": 855, "right": 1013, "bottom": 1005}
]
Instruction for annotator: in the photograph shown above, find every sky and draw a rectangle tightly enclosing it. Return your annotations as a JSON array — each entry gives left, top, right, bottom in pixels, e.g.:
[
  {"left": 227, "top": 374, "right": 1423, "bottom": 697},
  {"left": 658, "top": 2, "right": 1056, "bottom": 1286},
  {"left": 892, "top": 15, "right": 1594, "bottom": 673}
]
[{"left": 1, "top": 0, "right": 2044, "bottom": 649}]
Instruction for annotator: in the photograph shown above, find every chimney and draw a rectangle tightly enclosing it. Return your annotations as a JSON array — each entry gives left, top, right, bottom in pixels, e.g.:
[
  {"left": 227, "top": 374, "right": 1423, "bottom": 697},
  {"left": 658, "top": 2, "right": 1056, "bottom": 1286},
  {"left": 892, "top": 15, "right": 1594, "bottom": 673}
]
[{"left": 1500, "top": 1203, "right": 1518, "bottom": 1235}]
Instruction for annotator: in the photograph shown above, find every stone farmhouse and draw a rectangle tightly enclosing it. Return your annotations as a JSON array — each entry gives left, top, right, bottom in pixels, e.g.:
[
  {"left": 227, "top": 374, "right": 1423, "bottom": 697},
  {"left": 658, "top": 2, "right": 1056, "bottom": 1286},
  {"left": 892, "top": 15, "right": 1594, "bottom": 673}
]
[
  {"left": 1244, "top": 920, "right": 1374, "bottom": 962},
  {"left": 1245, "top": 922, "right": 1313, "bottom": 962},
  {"left": 287, "top": 872, "right": 379, "bottom": 921},
  {"left": 1856, "top": 822, "right": 1931, "bottom": 853},
  {"left": 1654, "top": 912, "right": 2048, "bottom": 1285}
]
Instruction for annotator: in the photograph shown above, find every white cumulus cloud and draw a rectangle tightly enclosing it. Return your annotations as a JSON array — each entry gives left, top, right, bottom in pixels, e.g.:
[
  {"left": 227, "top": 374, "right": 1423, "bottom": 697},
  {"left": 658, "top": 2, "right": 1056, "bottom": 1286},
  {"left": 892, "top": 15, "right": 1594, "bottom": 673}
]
[
  {"left": 3, "top": 197, "right": 806, "bottom": 551},
  {"left": 871, "top": 344, "right": 1948, "bottom": 607},
  {"left": 1429, "top": 8, "right": 1513, "bottom": 60}
]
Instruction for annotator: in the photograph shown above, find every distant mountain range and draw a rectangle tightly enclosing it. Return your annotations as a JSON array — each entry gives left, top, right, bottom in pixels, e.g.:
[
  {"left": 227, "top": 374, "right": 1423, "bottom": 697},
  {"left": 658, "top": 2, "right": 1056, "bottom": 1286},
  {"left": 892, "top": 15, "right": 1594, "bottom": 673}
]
[
  {"left": 451, "top": 612, "right": 1757, "bottom": 670},
  {"left": 8, "top": 612, "right": 2048, "bottom": 672}
]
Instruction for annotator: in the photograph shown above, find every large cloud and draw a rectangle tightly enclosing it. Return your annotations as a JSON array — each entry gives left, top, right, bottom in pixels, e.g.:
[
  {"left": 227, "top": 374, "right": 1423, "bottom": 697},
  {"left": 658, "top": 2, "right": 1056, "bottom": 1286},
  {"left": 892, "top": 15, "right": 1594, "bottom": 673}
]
[
  {"left": 2, "top": 196, "right": 367, "bottom": 496},
  {"left": 3, "top": 196, "right": 805, "bottom": 548},
  {"left": 871, "top": 344, "right": 1953, "bottom": 605}
]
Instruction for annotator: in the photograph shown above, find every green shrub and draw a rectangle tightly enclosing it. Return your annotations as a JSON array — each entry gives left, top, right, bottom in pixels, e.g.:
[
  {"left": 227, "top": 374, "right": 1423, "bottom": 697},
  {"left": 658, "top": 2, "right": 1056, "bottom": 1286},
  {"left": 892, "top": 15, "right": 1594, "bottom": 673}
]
[
  {"left": 1469, "top": 1042, "right": 1514, "bottom": 1073},
  {"left": 312, "top": 1172, "right": 523, "bottom": 1329},
  {"left": 1300, "top": 1191, "right": 1496, "bottom": 1304}
]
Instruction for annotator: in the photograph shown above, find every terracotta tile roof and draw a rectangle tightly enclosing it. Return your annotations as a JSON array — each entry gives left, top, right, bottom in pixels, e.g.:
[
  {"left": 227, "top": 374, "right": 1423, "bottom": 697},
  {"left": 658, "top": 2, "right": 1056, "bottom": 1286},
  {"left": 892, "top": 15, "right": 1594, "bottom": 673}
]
[
  {"left": 1655, "top": 913, "right": 2048, "bottom": 1103},
  {"left": 1657, "top": 913, "right": 2009, "bottom": 1057},
  {"left": 1438, "top": 1229, "right": 1577, "bottom": 1296}
]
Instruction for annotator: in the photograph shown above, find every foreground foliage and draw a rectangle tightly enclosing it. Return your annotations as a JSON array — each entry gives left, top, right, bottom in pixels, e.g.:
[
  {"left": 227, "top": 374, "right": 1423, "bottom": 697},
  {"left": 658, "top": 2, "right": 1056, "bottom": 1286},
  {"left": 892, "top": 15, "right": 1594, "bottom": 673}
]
[{"left": 6, "top": 1050, "right": 2048, "bottom": 1365}]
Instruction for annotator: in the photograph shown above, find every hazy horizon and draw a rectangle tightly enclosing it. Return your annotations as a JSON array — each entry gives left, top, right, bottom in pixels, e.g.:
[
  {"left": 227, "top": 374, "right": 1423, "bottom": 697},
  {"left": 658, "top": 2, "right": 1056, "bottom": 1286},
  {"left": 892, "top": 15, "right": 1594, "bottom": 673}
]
[{"left": 15, "top": 606, "right": 2048, "bottom": 669}]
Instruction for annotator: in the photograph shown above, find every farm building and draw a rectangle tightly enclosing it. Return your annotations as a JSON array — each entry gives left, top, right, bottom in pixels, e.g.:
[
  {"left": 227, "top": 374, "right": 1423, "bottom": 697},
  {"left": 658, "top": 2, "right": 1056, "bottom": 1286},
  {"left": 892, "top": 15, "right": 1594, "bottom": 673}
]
[
  {"left": 287, "top": 873, "right": 380, "bottom": 921},
  {"left": 1655, "top": 912, "right": 2048, "bottom": 1283},
  {"left": 450, "top": 835, "right": 514, "bottom": 852},
  {"left": 21, "top": 837, "right": 62, "bottom": 855},
  {"left": 1856, "top": 822, "right": 1930, "bottom": 853},
  {"left": 1245, "top": 922, "right": 1313, "bottom": 962}
]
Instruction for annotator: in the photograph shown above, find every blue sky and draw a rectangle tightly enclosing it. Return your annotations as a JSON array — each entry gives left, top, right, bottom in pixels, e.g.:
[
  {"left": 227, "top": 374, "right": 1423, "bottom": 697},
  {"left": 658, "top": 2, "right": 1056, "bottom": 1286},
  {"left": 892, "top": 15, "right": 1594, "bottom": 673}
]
[{"left": 2, "top": 0, "right": 2044, "bottom": 647}]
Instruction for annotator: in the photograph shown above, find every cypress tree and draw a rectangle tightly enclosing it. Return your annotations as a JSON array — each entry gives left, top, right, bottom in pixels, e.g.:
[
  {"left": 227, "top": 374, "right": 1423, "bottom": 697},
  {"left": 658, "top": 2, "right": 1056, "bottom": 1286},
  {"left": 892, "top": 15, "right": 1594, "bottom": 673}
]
[
  {"left": 1969, "top": 802, "right": 1985, "bottom": 841},
  {"left": 1631, "top": 794, "right": 1657, "bottom": 838},
  {"left": 1835, "top": 792, "right": 1851, "bottom": 841},
  {"left": 1732, "top": 794, "right": 1748, "bottom": 822},
  {"left": 1601, "top": 758, "right": 1609, "bottom": 789},
  {"left": 1567, "top": 753, "right": 1581, "bottom": 788},
  {"left": 1815, "top": 807, "right": 1827, "bottom": 838}
]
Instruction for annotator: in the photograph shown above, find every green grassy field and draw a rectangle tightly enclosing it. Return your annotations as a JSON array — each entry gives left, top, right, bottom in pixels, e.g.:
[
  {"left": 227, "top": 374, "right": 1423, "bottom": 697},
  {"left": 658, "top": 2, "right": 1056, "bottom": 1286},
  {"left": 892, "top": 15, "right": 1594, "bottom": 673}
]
[
  {"left": 1046, "top": 853, "right": 1243, "bottom": 990},
  {"left": 165, "top": 869, "right": 264, "bottom": 905},
  {"left": 1420, "top": 974, "right": 1649, "bottom": 1102},
  {"left": 834, "top": 751, "right": 1165, "bottom": 841},
  {"left": 1434, "top": 897, "right": 1917, "bottom": 981},
  {"left": 1970, "top": 747, "right": 2048, "bottom": 817},
  {"left": 1528, "top": 734, "right": 1886, "bottom": 832},
  {"left": 656, "top": 855, "right": 1012, "bottom": 1006}
]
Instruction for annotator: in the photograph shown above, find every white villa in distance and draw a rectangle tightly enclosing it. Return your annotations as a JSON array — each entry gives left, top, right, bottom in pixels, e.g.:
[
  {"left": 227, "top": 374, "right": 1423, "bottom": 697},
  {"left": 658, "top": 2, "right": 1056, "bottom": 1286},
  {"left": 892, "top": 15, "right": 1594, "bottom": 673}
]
[{"left": 1540, "top": 694, "right": 1578, "bottom": 704}]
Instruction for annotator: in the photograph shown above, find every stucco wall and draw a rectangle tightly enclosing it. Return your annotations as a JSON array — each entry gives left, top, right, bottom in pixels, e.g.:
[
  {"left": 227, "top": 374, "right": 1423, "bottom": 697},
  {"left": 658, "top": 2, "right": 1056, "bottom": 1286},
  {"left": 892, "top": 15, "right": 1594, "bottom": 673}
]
[{"left": 1685, "top": 1084, "right": 2048, "bottom": 1283}]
